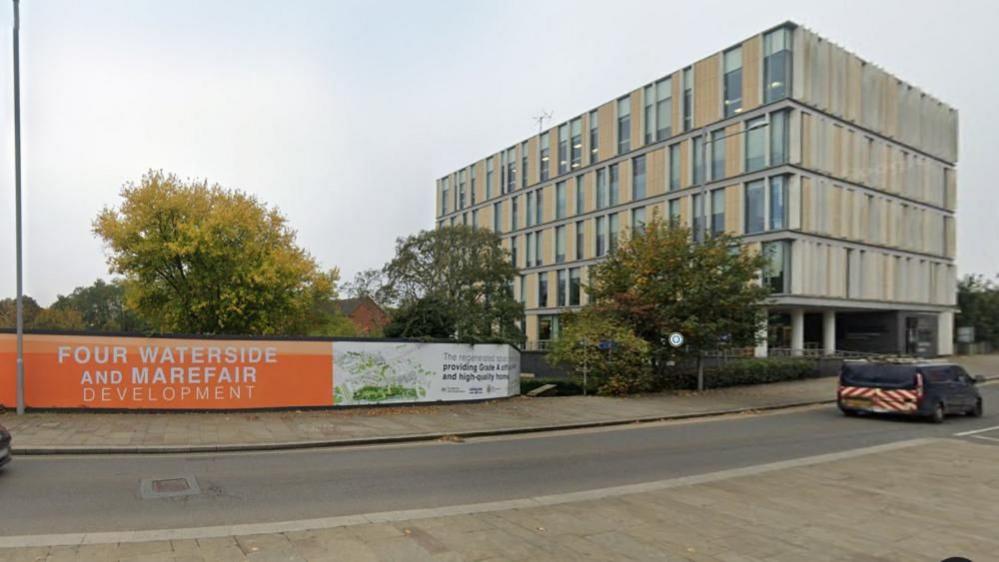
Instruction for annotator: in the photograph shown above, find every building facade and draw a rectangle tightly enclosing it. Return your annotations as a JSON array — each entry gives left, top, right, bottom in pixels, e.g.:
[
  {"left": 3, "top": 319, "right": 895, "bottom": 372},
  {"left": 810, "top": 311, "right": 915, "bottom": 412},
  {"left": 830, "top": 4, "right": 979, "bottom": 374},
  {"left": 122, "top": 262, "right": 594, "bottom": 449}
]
[{"left": 434, "top": 22, "right": 958, "bottom": 357}]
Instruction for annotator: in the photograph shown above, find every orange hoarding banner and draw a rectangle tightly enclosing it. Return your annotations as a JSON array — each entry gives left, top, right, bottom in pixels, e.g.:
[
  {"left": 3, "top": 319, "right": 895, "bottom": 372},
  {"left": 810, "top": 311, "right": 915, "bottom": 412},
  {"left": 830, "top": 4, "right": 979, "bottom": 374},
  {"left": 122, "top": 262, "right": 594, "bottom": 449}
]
[{"left": 0, "top": 334, "right": 333, "bottom": 409}]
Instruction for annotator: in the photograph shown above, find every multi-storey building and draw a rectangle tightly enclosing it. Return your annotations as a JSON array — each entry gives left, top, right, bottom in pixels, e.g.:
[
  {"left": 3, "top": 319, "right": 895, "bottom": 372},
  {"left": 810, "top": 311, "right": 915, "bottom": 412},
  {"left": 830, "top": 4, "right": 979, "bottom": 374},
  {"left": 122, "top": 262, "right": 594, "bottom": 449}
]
[{"left": 435, "top": 22, "right": 958, "bottom": 357}]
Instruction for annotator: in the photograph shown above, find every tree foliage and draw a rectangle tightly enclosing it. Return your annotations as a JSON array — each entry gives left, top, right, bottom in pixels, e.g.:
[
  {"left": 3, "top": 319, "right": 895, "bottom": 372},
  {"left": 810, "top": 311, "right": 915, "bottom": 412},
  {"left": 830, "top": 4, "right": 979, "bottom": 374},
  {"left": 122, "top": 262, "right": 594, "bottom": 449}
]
[
  {"left": 586, "top": 217, "right": 770, "bottom": 365},
  {"left": 50, "top": 279, "right": 147, "bottom": 333},
  {"left": 957, "top": 274, "right": 999, "bottom": 346},
  {"left": 0, "top": 296, "right": 85, "bottom": 331},
  {"left": 341, "top": 268, "right": 388, "bottom": 305},
  {"left": 547, "top": 310, "right": 653, "bottom": 395},
  {"left": 380, "top": 226, "right": 523, "bottom": 343},
  {"left": 93, "top": 170, "right": 352, "bottom": 336},
  {"left": 382, "top": 296, "right": 456, "bottom": 339}
]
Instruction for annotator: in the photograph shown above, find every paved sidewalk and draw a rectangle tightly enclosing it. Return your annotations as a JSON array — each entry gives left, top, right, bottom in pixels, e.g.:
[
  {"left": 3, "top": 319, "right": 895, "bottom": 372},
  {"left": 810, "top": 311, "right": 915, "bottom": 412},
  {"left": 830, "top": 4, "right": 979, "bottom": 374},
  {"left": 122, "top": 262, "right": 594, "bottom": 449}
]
[
  {"left": 2, "top": 437, "right": 997, "bottom": 560},
  {"left": 2, "top": 376, "right": 840, "bottom": 453}
]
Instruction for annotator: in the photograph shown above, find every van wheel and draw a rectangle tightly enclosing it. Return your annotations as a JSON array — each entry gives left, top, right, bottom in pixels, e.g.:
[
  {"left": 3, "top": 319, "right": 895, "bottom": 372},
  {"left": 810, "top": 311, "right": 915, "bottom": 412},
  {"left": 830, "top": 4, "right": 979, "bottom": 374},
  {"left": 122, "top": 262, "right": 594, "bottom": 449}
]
[
  {"left": 970, "top": 399, "right": 983, "bottom": 418},
  {"left": 841, "top": 408, "right": 859, "bottom": 417},
  {"left": 930, "top": 403, "right": 945, "bottom": 424}
]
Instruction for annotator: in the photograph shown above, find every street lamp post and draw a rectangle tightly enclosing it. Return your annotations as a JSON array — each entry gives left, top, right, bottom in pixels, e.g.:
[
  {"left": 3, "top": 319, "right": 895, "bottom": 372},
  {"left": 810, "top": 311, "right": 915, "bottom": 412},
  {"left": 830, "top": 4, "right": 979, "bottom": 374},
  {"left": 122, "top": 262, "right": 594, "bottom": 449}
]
[{"left": 12, "top": 0, "right": 24, "bottom": 415}]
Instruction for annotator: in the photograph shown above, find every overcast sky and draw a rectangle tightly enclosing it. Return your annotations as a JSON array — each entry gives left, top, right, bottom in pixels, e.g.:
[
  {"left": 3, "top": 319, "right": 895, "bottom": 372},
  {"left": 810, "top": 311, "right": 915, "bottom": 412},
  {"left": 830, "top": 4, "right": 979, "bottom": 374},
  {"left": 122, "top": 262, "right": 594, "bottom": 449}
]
[{"left": 0, "top": 0, "right": 996, "bottom": 304}]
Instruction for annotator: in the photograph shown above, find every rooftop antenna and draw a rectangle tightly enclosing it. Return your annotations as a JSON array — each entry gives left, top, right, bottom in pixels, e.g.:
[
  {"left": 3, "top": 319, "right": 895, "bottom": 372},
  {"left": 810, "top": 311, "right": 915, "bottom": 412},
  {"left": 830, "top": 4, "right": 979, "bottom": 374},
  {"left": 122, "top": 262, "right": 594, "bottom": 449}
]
[{"left": 532, "top": 110, "right": 553, "bottom": 133}]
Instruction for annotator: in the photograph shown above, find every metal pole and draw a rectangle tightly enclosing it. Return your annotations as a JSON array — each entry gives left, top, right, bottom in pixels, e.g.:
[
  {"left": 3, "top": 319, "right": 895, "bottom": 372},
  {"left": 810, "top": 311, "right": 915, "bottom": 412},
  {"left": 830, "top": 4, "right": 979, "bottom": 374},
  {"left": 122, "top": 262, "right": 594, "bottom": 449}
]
[{"left": 13, "top": 0, "right": 25, "bottom": 415}]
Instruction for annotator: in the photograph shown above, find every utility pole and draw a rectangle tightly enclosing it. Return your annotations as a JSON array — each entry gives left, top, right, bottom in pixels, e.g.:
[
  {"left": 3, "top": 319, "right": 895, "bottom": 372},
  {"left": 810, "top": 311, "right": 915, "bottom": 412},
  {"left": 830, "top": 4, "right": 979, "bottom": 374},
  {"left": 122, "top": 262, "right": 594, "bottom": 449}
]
[{"left": 12, "top": 0, "right": 25, "bottom": 414}]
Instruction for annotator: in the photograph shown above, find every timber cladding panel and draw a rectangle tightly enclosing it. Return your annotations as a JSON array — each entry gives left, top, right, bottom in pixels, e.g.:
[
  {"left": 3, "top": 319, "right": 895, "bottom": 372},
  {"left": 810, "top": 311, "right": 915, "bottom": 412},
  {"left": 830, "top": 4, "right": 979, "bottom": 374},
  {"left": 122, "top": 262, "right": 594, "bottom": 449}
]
[
  {"left": 546, "top": 125, "right": 559, "bottom": 180},
  {"left": 680, "top": 140, "right": 691, "bottom": 188},
  {"left": 724, "top": 185, "right": 742, "bottom": 234},
  {"left": 693, "top": 54, "right": 721, "bottom": 128},
  {"left": 630, "top": 89, "right": 643, "bottom": 150},
  {"left": 584, "top": 217, "right": 595, "bottom": 258},
  {"left": 527, "top": 137, "right": 539, "bottom": 186},
  {"left": 597, "top": 101, "right": 616, "bottom": 162},
  {"left": 647, "top": 148, "right": 666, "bottom": 196},
  {"left": 620, "top": 159, "right": 633, "bottom": 204},
  {"left": 741, "top": 35, "right": 762, "bottom": 112},
  {"left": 724, "top": 123, "right": 742, "bottom": 178},
  {"left": 473, "top": 160, "right": 485, "bottom": 203},
  {"left": 671, "top": 70, "right": 683, "bottom": 133}
]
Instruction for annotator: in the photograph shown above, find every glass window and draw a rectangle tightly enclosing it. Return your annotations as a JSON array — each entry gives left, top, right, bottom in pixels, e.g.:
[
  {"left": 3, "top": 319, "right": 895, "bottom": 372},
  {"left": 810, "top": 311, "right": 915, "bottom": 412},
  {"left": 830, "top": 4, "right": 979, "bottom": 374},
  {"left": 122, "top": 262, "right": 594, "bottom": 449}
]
[
  {"left": 558, "top": 124, "right": 569, "bottom": 175},
  {"left": 762, "top": 240, "right": 790, "bottom": 293},
  {"left": 682, "top": 67, "right": 693, "bottom": 132},
  {"left": 519, "top": 275, "right": 525, "bottom": 304},
  {"left": 556, "top": 181, "right": 567, "bottom": 219},
  {"left": 589, "top": 110, "right": 599, "bottom": 164},
  {"left": 458, "top": 170, "right": 466, "bottom": 209},
  {"left": 669, "top": 199, "right": 681, "bottom": 225},
  {"left": 632, "top": 207, "right": 646, "bottom": 234},
  {"left": 596, "top": 216, "right": 607, "bottom": 256},
  {"left": 570, "top": 118, "right": 582, "bottom": 170},
  {"left": 538, "top": 272, "right": 548, "bottom": 308},
  {"left": 609, "top": 164, "right": 620, "bottom": 206},
  {"left": 723, "top": 47, "right": 743, "bottom": 117},
  {"left": 764, "top": 27, "right": 792, "bottom": 103},
  {"left": 644, "top": 85, "right": 655, "bottom": 145},
  {"left": 526, "top": 191, "right": 535, "bottom": 227},
  {"left": 472, "top": 208, "right": 479, "bottom": 228},
  {"left": 441, "top": 178, "right": 449, "bottom": 215},
  {"left": 617, "top": 96, "right": 631, "bottom": 154},
  {"left": 745, "top": 180, "right": 765, "bottom": 234},
  {"left": 470, "top": 168, "right": 476, "bottom": 205},
  {"left": 656, "top": 78, "right": 672, "bottom": 141},
  {"left": 745, "top": 117, "right": 766, "bottom": 172},
  {"left": 575, "top": 220, "right": 584, "bottom": 260},
  {"left": 609, "top": 213, "right": 620, "bottom": 252},
  {"left": 511, "top": 195, "right": 518, "bottom": 231},
  {"left": 769, "top": 175, "right": 787, "bottom": 230},
  {"left": 521, "top": 141, "right": 529, "bottom": 189},
  {"left": 632, "top": 155, "right": 646, "bottom": 200},
  {"left": 575, "top": 175, "right": 585, "bottom": 215},
  {"left": 569, "top": 268, "right": 581, "bottom": 306},
  {"left": 711, "top": 189, "right": 725, "bottom": 235},
  {"left": 535, "top": 230, "right": 543, "bottom": 266},
  {"left": 770, "top": 110, "right": 789, "bottom": 165},
  {"left": 526, "top": 232, "right": 534, "bottom": 266},
  {"left": 555, "top": 225, "right": 566, "bottom": 263},
  {"left": 535, "top": 187, "right": 544, "bottom": 225},
  {"left": 539, "top": 132, "right": 550, "bottom": 182},
  {"left": 493, "top": 202, "right": 502, "bottom": 232},
  {"left": 510, "top": 235, "right": 517, "bottom": 267},
  {"left": 692, "top": 193, "right": 705, "bottom": 242},
  {"left": 462, "top": 212, "right": 467, "bottom": 225},
  {"left": 506, "top": 147, "right": 516, "bottom": 193},
  {"left": 669, "top": 144, "right": 681, "bottom": 190},
  {"left": 557, "top": 269, "right": 567, "bottom": 307},
  {"left": 692, "top": 137, "right": 704, "bottom": 185},
  {"left": 485, "top": 157, "right": 493, "bottom": 199},
  {"left": 711, "top": 129, "right": 725, "bottom": 181},
  {"left": 596, "top": 168, "right": 608, "bottom": 209}
]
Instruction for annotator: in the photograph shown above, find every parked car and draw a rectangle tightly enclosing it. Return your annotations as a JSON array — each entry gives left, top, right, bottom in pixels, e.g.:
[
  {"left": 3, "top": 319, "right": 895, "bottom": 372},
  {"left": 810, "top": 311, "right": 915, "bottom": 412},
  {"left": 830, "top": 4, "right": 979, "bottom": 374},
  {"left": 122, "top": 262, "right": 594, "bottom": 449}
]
[
  {"left": 0, "top": 423, "right": 10, "bottom": 469},
  {"left": 838, "top": 361, "right": 984, "bottom": 423}
]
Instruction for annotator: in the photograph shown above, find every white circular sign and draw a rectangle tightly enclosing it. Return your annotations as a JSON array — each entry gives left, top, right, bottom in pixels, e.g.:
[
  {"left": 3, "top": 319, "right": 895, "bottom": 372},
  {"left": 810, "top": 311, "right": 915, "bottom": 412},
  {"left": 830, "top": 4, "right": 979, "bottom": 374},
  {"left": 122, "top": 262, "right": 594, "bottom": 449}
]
[{"left": 668, "top": 332, "right": 685, "bottom": 348}]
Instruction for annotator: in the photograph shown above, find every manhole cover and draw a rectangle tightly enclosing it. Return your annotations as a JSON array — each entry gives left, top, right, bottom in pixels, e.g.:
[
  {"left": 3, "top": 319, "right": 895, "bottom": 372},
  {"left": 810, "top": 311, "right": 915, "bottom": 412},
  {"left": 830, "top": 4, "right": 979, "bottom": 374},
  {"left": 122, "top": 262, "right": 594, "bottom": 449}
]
[{"left": 140, "top": 475, "right": 201, "bottom": 499}]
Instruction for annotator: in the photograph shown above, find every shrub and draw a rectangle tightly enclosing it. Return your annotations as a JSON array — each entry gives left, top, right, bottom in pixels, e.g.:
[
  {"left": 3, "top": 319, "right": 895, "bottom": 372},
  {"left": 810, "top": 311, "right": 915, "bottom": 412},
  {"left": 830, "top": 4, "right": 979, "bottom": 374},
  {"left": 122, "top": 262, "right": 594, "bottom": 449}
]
[
  {"left": 653, "top": 358, "right": 819, "bottom": 391},
  {"left": 546, "top": 311, "right": 654, "bottom": 396},
  {"left": 520, "top": 378, "right": 585, "bottom": 396}
]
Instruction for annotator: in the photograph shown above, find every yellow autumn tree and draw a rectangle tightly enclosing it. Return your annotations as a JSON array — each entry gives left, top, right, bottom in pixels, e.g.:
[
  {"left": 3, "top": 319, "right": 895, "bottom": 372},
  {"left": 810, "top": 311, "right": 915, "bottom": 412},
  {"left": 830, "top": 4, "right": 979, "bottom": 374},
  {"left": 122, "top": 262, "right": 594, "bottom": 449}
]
[{"left": 93, "top": 170, "right": 354, "bottom": 336}]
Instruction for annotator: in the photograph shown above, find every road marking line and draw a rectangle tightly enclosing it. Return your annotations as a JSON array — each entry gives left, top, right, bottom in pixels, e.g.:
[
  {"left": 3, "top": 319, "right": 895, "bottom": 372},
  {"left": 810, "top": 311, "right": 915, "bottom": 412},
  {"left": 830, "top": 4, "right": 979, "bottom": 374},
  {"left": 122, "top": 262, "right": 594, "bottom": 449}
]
[
  {"left": 970, "top": 435, "right": 999, "bottom": 443},
  {"left": 0, "top": 438, "right": 936, "bottom": 549},
  {"left": 953, "top": 425, "right": 999, "bottom": 437}
]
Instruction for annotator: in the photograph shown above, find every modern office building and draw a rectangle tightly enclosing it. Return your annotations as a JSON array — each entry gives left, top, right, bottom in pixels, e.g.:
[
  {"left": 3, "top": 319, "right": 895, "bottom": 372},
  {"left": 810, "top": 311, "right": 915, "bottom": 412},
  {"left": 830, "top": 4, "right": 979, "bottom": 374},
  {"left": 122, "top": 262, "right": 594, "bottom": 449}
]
[{"left": 435, "top": 22, "right": 958, "bottom": 357}]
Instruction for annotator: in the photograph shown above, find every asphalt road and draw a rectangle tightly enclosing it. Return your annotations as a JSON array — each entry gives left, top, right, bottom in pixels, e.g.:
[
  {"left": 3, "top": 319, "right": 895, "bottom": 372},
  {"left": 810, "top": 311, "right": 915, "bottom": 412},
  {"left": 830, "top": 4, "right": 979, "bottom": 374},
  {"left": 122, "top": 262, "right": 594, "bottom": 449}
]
[{"left": 1, "top": 385, "right": 997, "bottom": 537}]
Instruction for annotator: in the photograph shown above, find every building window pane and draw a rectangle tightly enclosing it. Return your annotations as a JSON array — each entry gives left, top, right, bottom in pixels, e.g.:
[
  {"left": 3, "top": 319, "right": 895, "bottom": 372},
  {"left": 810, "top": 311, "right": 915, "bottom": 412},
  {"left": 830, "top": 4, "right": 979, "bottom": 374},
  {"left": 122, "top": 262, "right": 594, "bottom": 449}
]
[
  {"left": 711, "top": 188, "right": 725, "bottom": 235},
  {"left": 596, "top": 168, "right": 608, "bottom": 209},
  {"left": 555, "top": 225, "right": 566, "bottom": 263},
  {"left": 570, "top": 118, "right": 582, "bottom": 170},
  {"left": 609, "top": 164, "right": 620, "bottom": 206},
  {"left": 506, "top": 148, "right": 516, "bottom": 193},
  {"left": 692, "top": 137, "right": 704, "bottom": 185},
  {"left": 493, "top": 202, "right": 501, "bottom": 232},
  {"left": 575, "top": 175, "right": 585, "bottom": 215},
  {"left": 669, "top": 199, "right": 680, "bottom": 225},
  {"left": 669, "top": 144, "right": 681, "bottom": 190},
  {"left": 458, "top": 170, "right": 466, "bottom": 209},
  {"left": 745, "top": 179, "right": 765, "bottom": 233},
  {"left": 617, "top": 97, "right": 631, "bottom": 154},
  {"left": 575, "top": 220, "right": 584, "bottom": 260},
  {"left": 485, "top": 157, "right": 493, "bottom": 199},
  {"left": 511, "top": 195, "right": 518, "bottom": 231},
  {"left": 644, "top": 85, "right": 655, "bottom": 145},
  {"left": 711, "top": 129, "right": 725, "bottom": 180},
  {"left": 609, "top": 213, "right": 620, "bottom": 252},
  {"left": 526, "top": 191, "right": 535, "bottom": 227},
  {"left": 632, "top": 207, "right": 646, "bottom": 234},
  {"left": 656, "top": 78, "right": 672, "bottom": 140},
  {"left": 723, "top": 47, "right": 743, "bottom": 117},
  {"left": 536, "top": 187, "right": 544, "bottom": 225},
  {"left": 556, "top": 181, "right": 567, "bottom": 219},
  {"left": 526, "top": 232, "right": 534, "bottom": 267},
  {"left": 692, "top": 193, "right": 705, "bottom": 242},
  {"left": 596, "top": 216, "right": 606, "bottom": 256},
  {"left": 535, "top": 230, "right": 542, "bottom": 266},
  {"left": 682, "top": 67, "right": 693, "bottom": 132},
  {"left": 538, "top": 273, "right": 548, "bottom": 308},
  {"left": 539, "top": 132, "right": 550, "bottom": 182},
  {"left": 769, "top": 175, "right": 787, "bottom": 230},
  {"left": 770, "top": 110, "right": 789, "bottom": 165},
  {"left": 558, "top": 124, "right": 569, "bottom": 175},
  {"left": 745, "top": 117, "right": 766, "bottom": 172},
  {"left": 589, "top": 110, "right": 599, "bottom": 164},
  {"left": 762, "top": 240, "right": 790, "bottom": 293},
  {"left": 569, "top": 268, "right": 581, "bottom": 306},
  {"left": 764, "top": 27, "right": 792, "bottom": 103},
  {"left": 472, "top": 208, "right": 478, "bottom": 228},
  {"left": 557, "top": 269, "right": 567, "bottom": 307},
  {"left": 521, "top": 141, "right": 529, "bottom": 189},
  {"left": 632, "top": 155, "right": 646, "bottom": 200}
]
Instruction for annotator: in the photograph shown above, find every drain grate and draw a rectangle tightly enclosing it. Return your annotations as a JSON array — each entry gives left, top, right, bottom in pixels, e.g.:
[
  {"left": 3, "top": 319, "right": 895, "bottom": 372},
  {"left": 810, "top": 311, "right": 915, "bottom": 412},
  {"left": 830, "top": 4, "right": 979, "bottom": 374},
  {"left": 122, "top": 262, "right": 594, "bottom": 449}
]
[{"left": 140, "top": 474, "right": 201, "bottom": 499}]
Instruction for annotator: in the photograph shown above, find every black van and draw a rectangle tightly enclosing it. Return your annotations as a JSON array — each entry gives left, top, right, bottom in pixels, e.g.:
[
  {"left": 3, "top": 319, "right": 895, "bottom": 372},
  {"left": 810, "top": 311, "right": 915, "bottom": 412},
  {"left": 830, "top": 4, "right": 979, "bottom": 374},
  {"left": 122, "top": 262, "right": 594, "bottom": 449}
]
[{"left": 838, "top": 362, "right": 984, "bottom": 423}]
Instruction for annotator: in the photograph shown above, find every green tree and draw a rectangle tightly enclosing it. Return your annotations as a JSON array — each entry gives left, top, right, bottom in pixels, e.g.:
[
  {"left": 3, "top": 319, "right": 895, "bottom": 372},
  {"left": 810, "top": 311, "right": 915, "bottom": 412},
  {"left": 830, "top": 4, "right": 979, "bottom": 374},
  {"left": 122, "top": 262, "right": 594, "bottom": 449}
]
[
  {"left": 957, "top": 274, "right": 999, "bottom": 347},
  {"left": 547, "top": 310, "right": 653, "bottom": 395},
  {"left": 93, "top": 170, "right": 351, "bottom": 336},
  {"left": 341, "top": 268, "right": 388, "bottom": 305},
  {"left": 382, "top": 296, "right": 456, "bottom": 339},
  {"left": 586, "top": 217, "right": 770, "bottom": 385},
  {"left": 50, "top": 279, "right": 147, "bottom": 333},
  {"left": 0, "top": 296, "right": 42, "bottom": 329},
  {"left": 381, "top": 225, "right": 523, "bottom": 343},
  {"left": 0, "top": 296, "right": 85, "bottom": 331}
]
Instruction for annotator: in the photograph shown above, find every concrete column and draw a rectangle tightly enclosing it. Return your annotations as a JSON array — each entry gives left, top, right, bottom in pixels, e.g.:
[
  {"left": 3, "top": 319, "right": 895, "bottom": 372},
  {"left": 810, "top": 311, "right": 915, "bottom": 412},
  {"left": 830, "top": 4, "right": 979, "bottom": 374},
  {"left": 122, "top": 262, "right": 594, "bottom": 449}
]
[
  {"left": 790, "top": 309, "right": 805, "bottom": 356},
  {"left": 937, "top": 311, "right": 954, "bottom": 357},
  {"left": 822, "top": 310, "right": 836, "bottom": 355},
  {"left": 754, "top": 310, "right": 769, "bottom": 358}
]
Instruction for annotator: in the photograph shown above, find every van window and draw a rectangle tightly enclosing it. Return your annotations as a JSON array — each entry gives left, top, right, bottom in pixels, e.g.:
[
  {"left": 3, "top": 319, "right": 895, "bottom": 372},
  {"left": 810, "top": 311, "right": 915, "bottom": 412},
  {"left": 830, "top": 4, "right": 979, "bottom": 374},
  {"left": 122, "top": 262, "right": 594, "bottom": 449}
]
[
  {"left": 841, "top": 363, "right": 917, "bottom": 388},
  {"left": 923, "top": 367, "right": 954, "bottom": 383}
]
